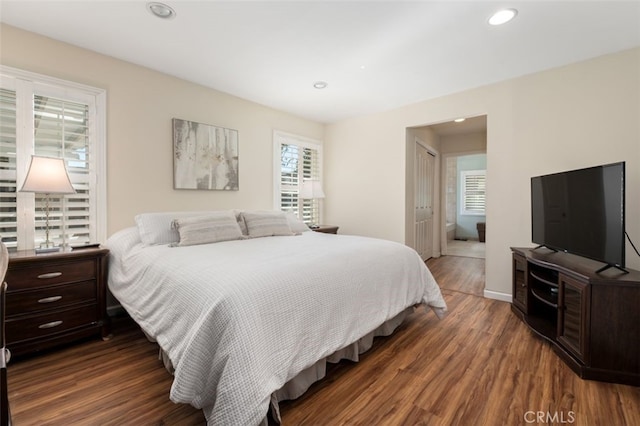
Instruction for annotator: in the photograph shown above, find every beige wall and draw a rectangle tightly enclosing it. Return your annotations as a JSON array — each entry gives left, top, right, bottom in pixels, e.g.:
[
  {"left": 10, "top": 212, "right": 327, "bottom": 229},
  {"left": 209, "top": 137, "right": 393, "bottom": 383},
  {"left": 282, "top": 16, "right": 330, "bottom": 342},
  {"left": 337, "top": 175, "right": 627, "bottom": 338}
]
[
  {"left": 0, "top": 24, "right": 324, "bottom": 235},
  {"left": 325, "top": 47, "right": 640, "bottom": 298}
]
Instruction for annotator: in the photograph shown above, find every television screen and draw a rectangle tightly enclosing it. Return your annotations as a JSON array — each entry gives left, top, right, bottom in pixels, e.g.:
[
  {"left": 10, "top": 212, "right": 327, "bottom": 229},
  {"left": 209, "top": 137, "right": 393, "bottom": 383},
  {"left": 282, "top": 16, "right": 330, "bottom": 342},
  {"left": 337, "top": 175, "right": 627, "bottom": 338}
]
[{"left": 531, "top": 162, "right": 625, "bottom": 270}]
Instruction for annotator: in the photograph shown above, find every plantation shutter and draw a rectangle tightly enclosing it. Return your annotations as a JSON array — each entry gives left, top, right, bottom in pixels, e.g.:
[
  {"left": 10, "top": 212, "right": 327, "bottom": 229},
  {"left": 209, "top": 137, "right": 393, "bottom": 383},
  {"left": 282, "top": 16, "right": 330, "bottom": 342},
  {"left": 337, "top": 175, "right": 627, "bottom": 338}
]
[
  {"left": 299, "top": 146, "right": 321, "bottom": 223},
  {"left": 274, "top": 132, "right": 323, "bottom": 225},
  {"left": 461, "top": 170, "right": 486, "bottom": 215},
  {"left": 0, "top": 88, "right": 18, "bottom": 245},
  {"left": 33, "top": 95, "right": 93, "bottom": 247},
  {"left": 0, "top": 66, "right": 106, "bottom": 250},
  {"left": 280, "top": 143, "right": 300, "bottom": 215}
]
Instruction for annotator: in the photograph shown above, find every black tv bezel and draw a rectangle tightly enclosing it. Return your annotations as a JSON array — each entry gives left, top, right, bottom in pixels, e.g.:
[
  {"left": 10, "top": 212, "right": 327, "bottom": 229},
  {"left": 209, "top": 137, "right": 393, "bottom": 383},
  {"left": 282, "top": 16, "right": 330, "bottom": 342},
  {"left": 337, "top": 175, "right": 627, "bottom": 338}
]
[{"left": 531, "top": 161, "right": 626, "bottom": 273}]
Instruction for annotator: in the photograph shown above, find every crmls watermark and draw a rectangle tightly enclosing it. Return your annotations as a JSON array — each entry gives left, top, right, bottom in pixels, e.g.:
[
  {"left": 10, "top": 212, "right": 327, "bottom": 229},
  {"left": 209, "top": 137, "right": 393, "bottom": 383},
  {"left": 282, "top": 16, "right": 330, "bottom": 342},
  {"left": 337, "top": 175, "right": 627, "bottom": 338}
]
[{"left": 524, "top": 411, "right": 576, "bottom": 424}]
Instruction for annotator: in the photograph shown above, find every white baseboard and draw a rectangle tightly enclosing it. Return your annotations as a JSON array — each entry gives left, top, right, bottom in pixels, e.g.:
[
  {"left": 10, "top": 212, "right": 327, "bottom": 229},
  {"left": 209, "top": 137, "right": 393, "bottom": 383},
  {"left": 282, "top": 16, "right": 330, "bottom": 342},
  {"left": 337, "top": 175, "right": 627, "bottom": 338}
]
[{"left": 483, "top": 289, "right": 512, "bottom": 303}]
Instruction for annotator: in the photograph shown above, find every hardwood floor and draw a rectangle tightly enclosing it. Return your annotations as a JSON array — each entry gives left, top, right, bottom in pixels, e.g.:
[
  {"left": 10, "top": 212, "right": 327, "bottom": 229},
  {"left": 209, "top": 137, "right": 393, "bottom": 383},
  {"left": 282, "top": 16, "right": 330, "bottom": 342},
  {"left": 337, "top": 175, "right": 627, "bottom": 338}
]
[
  {"left": 7, "top": 316, "right": 206, "bottom": 425},
  {"left": 6, "top": 256, "right": 639, "bottom": 425},
  {"left": 445, "top": 240, "right": 486, "bottom": 259},
  {"left": 426, "top": 255, "right": 485, "bottom": 297}
]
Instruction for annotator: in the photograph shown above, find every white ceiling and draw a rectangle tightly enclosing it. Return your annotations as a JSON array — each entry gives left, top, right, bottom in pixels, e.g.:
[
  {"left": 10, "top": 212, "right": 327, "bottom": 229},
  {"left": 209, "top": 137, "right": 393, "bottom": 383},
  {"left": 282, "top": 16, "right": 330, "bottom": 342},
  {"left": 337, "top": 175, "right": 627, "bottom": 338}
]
[
  {"left": 427, "top": 115, "right": 487, "bottom": 137},
  {"left": 1, "top": 1, "right": 639, "bottom": 124}
]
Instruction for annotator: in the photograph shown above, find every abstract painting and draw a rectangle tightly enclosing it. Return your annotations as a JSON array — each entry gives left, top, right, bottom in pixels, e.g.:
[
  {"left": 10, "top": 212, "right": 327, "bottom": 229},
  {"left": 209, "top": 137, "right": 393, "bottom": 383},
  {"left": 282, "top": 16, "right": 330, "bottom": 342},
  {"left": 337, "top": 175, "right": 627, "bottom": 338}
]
[{"left": 173, "top": 118, "right": 239, "bottom": 190}]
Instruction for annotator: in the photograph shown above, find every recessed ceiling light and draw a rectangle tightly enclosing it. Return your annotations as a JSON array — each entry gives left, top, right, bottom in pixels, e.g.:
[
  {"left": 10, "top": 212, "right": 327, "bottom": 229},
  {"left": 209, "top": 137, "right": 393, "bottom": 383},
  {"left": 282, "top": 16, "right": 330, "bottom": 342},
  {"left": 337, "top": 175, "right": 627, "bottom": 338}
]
[
  {"left": 454, "top": 118, "right": 466, "bottom": 123},
  {"left": 147, "top": 2, "right": 176, "bottom": 19},
  {"left": 488, "top": 8, "right": 517, "bottom": 26},
  {"left": 313, "top": 81, "right": 328, "bottom": 89}
]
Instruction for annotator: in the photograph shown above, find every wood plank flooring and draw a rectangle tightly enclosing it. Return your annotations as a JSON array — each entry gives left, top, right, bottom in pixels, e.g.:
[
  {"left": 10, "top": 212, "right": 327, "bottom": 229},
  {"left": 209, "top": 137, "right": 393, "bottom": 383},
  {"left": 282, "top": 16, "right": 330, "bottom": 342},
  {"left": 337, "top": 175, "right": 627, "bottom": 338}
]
[
  {"left": 6, "top": 255, "right": 639, "bottom": 425},
  {"left": 426, "top": 255, "right": 485, "bottom": 296}
]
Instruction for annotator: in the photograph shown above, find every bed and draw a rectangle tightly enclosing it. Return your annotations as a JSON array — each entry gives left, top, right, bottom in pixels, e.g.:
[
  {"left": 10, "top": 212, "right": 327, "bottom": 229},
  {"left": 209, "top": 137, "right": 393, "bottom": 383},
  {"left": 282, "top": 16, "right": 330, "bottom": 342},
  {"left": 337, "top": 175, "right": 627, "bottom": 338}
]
[{"left": 106, "top": 210, "right": 447, "bottom": 425}]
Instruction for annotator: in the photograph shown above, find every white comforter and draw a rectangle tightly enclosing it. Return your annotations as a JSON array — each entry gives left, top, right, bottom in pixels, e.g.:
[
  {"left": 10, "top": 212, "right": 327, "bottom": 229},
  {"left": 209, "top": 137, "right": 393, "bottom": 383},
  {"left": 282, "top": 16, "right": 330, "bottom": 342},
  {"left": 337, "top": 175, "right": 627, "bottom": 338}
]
[{"left": 107, "top": 228, "right": 447, "bottom": 425}]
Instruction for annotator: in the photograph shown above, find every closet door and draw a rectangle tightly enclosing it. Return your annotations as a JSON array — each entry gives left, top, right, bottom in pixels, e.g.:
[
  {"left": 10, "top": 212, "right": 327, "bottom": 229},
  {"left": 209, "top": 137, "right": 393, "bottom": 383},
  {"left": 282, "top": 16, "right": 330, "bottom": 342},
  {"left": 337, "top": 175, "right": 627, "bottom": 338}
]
[{"left": 415, "top": 141, "right": 435, "bottom": 260}]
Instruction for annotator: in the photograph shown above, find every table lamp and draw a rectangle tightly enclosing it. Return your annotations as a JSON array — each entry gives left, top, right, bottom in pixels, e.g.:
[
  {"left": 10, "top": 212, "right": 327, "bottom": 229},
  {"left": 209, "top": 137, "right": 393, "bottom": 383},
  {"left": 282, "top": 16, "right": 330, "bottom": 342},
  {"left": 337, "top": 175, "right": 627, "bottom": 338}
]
[
  {"left": 299, "top": 180, "right": 325, "bottom": 229},
  {"left": 20, "top": 156, "right": 76, "bottom": 253}
]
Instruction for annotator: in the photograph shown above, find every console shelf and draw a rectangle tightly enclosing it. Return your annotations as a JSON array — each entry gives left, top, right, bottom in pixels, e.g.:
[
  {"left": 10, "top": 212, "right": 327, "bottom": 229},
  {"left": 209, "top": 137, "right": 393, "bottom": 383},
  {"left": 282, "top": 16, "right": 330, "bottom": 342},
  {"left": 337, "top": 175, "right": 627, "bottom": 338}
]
[
  {"left": 530, "top": 288, "right": 558, "bottom": 308},
  {"left": 511, "top": 247, "right": 640, "bottom": 386}
]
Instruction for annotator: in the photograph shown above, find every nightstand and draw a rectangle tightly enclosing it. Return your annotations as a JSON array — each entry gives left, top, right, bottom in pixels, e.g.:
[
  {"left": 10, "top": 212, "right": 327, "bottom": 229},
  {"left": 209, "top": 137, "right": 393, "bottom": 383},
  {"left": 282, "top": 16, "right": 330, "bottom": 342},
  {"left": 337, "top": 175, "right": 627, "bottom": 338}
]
[
  {"left": 5, "top": 247, "right": 110, "bottom": 357},
  {"left": 311, "top": 225, "right": 339, "bottom": 234}
]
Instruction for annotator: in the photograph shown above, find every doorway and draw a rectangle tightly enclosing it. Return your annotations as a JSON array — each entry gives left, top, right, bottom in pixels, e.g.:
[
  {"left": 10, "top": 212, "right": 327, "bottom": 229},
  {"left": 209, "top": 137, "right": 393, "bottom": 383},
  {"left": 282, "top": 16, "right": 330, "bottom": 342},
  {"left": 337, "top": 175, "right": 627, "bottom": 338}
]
[
  {"left": 443, "top": 152, "right": 486, "bottom": 259},
  {"left": 406, "top": 115, "right": 487, "bottom": 295}
]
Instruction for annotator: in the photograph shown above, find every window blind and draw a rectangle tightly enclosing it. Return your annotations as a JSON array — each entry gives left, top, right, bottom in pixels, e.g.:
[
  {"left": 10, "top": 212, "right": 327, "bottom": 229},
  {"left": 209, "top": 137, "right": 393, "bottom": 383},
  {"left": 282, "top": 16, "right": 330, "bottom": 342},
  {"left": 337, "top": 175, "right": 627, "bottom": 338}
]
[
  {"left": 33, "top": 95, "right": 92, "bottom": 247},
  {"left": 461, "top": 170, "right": 486, "bottom": 215},
  {"left": 0, "top": 88, "right": 17, "bottom": 245},
  {"left": 274, "top": 132, "right": 323, "bottom": 224},
  {"left": 0, "top": 67, "right": 106, "bottom": 250}
]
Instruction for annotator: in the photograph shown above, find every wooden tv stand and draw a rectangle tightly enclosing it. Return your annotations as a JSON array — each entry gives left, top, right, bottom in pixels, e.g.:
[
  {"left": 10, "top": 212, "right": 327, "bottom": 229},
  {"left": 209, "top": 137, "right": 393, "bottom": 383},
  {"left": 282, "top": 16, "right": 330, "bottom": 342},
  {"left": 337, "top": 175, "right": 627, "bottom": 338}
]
[{"left": 511, "top": 247, "right": 639, "bottom": 386}]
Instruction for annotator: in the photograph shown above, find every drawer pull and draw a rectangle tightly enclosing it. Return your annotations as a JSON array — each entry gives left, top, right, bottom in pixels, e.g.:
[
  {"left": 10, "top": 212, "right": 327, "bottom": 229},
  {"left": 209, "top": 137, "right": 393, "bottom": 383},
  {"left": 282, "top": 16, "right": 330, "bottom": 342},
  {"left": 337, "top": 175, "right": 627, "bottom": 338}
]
[
  {"left": 37, "top": 272, "right": 63, "bottom": 279},
  {"left": 38, "top": 320, "right": 63, "bottom": 329},
  {"left": 38, "top": 296, "right": 63, "bottom": 304}
]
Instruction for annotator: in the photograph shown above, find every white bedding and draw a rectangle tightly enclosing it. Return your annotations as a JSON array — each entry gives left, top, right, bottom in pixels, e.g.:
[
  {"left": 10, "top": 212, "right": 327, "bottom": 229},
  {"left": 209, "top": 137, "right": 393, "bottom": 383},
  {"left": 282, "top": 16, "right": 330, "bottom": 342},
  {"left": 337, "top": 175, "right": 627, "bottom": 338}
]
[{"left": 107, "top": 227, "right": 447, "bottom": 425}]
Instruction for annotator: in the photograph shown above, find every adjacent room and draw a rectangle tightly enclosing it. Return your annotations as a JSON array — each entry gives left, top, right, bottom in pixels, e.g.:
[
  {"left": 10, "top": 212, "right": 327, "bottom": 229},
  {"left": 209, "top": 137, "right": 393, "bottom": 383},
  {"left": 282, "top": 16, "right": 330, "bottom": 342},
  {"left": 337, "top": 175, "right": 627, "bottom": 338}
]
[{"left": 0, "top": 1, "right": 638, "bottom": 425}]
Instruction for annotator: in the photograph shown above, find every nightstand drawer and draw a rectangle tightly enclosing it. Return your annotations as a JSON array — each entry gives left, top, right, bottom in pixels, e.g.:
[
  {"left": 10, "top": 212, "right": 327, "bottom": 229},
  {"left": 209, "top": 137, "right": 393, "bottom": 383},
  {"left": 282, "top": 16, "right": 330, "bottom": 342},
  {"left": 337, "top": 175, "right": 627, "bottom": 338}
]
[
  {"left": 6, "top": 304, "right": 98, "bottom": 343},
  {"left": 6, "top": 281, "right": 97, "bottom": 316},
  {"left": 6, "top": 247, "right": 110, "bottom": 356},
  {"left": 6, "top": 258, "right": 96, "bottom": 290}
]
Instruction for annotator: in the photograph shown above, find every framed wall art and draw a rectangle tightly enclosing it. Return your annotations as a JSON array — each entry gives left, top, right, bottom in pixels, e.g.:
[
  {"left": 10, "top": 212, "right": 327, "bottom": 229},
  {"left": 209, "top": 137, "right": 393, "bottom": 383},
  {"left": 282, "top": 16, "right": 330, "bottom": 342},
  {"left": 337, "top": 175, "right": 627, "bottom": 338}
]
[{"left": 172, "top": 118, "right": 239, "bottom": 190}]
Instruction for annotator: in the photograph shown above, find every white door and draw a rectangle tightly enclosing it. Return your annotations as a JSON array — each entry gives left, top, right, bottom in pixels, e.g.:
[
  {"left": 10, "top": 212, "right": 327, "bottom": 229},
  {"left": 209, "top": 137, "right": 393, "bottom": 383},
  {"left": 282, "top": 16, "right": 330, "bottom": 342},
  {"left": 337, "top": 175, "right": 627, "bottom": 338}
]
[{"left": 415, "top": 141, "right": 435, "bottom": 261}]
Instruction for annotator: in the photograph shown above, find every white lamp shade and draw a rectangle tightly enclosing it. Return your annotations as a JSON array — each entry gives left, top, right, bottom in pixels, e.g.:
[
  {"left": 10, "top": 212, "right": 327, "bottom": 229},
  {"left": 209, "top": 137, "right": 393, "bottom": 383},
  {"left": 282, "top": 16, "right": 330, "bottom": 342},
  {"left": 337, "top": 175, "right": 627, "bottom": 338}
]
[
  {"left": 20, "top": 156, "right": 76, "bottom": 194},
  {"left": 299, "top": 180, "right": 325, "bottom": 199}
]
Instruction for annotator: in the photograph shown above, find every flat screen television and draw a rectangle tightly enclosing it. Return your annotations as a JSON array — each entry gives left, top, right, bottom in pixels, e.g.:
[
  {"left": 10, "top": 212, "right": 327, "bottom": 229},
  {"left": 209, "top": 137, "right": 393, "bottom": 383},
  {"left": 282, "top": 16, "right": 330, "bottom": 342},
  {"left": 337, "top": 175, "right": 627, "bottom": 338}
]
[{"left": 531, "top": 162, "right": 626, "bottom": 273}]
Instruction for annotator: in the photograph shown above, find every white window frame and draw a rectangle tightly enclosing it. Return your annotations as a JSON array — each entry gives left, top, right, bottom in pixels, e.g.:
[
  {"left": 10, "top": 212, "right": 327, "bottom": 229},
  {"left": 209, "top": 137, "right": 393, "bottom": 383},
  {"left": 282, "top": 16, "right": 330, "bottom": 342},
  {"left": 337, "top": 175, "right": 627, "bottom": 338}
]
[
  {"left": 273, "top": 130, "right": 323, "bottom": 224},
  {"left": 0, "top": 65, "right": 107, "bottom": 249},
  {"left": 460, "top": 169, "right": 486, "bottom": 216}
]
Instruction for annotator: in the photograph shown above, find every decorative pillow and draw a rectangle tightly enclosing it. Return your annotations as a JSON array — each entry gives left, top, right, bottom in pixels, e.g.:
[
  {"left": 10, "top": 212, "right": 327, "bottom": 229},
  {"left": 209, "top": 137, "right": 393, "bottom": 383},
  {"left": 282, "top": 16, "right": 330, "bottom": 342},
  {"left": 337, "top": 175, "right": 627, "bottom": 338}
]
[
  {"left": 171, "top": 212, "right": 244, "bottom": 247},
  {"left": 240, "top": 211, "right": 296, "bottom": 238},
  {"left": 232, "top": 209, "right": 249, "bottom": 235},
  {"left": 285, "top": 212, "right": 310, "bottom": 233},
  {"left": 135, "top": 210, "right": 224, "bottom": 246}
]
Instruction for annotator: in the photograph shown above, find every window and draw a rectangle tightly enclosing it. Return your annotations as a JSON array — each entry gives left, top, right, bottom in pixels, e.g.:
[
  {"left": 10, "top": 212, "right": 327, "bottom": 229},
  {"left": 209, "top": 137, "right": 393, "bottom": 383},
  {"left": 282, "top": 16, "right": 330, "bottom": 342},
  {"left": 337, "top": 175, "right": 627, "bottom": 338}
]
[
  {"left": 0, "top": 66, "right": 106, "bottom": 250},
  {"left": 460, "top": 170, "right": 486, "bottom": 215},
  {"left": 273, "top": 131, "right": 323, "bottom": 224}
]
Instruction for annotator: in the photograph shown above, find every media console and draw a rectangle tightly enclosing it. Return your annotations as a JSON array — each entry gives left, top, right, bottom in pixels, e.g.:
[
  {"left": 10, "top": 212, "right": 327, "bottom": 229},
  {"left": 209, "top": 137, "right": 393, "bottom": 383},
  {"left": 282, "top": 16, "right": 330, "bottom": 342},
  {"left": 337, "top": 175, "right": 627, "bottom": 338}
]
[{"left": 511, "top": 247, "right": 640, "bottom": 386}]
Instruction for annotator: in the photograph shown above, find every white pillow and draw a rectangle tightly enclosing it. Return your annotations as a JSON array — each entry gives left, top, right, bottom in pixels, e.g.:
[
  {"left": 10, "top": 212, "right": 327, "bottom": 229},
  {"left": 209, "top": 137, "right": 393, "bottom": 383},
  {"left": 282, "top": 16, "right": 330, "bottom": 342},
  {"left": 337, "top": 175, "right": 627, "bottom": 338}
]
[
  {"left": 241, "top": 211, "right": 296, "bottom": 238},
  {"left": 171, "top": 212, "right": 244, "bottom": 246},
  {"left": 135, "top": 211, "right": 222, "bottom": 246},
  {"left": 285, "top": 212, "right": 310, "bottom": 233}
]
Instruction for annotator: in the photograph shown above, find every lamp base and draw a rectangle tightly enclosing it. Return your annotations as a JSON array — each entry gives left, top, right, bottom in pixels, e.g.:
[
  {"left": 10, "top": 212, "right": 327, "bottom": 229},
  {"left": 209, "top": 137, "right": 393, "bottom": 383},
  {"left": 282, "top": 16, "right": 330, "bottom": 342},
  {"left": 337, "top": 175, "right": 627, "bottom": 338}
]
[{"left": 35, "top": 246, "right": 61, "bottom": 254}]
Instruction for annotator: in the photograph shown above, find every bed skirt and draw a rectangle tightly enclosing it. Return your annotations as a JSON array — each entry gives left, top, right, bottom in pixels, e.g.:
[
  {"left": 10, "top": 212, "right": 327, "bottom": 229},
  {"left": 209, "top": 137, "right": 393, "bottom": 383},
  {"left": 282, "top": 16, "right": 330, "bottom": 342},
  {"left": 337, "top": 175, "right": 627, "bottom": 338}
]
[
  {"left": 266, "top": 306, "right": 413, "bottom": 424},
  {"left": 153, "top": 306, "right": 415, "bottom": 424}
]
